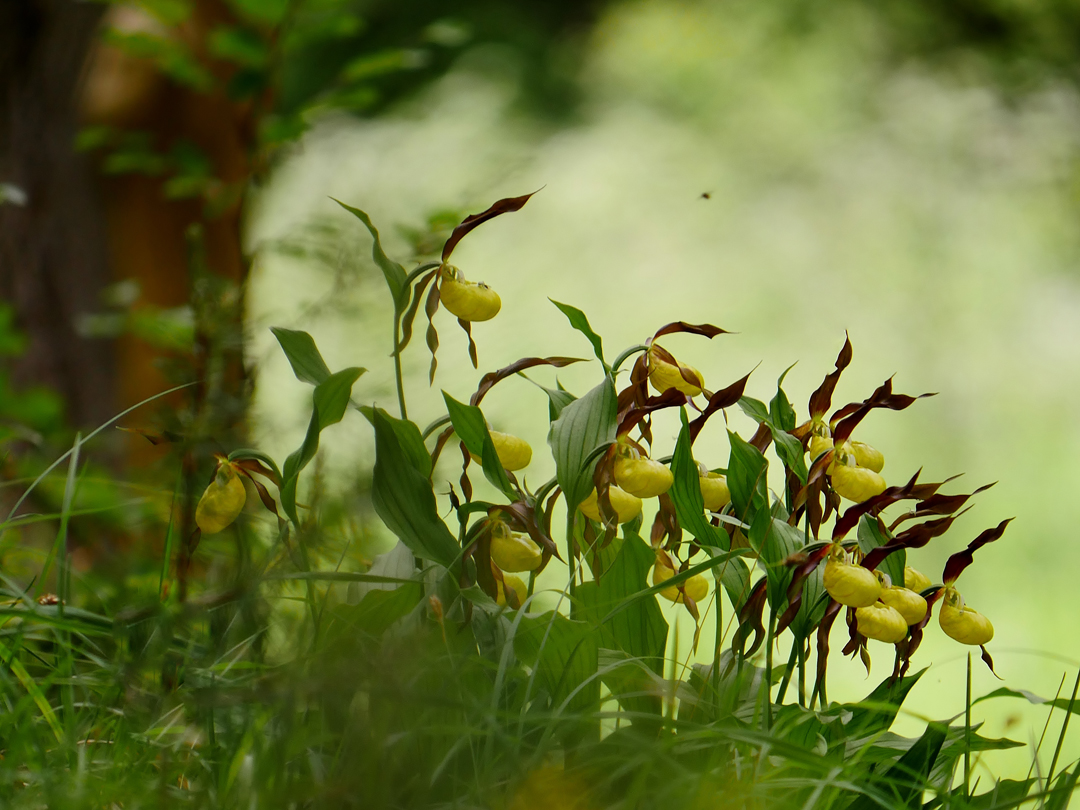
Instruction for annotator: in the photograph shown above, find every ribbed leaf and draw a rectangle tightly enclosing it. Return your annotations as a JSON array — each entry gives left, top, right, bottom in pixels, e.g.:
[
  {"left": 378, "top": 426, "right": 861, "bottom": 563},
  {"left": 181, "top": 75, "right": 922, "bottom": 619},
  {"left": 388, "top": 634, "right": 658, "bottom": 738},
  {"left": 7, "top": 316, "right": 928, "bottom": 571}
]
[
  {"left": 548, "top": 376, "right": 617, "bottom": 512},
  {"left": 280, "top": 367, "right": 364, "bottom": 524},
  {"left": 271, "top": 326, "right": 331, "bottom": 386},
  {"left": 331, "top": 199, "right": 409, "bottom": 309},
  {"left": 371, "top": 409, "right": 460, "bottom": 567},
  {"left": 442, "top": 392, "right": 514, "bottom": 498},
  {"left": 551, "top": 300, "right": 606, "bottom": 368}
]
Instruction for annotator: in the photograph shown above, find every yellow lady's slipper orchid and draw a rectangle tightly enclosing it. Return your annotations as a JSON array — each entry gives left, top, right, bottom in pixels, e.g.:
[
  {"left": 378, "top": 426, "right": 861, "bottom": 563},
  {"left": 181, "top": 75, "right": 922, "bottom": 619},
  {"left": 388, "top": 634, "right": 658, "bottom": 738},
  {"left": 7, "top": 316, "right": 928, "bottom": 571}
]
[
  {"left": 939, "top": 590, "right": 994, "bottom": 645},
  {"left": 809, "top": 435, "right": 833, "bottom": 462},
  {"left": 470, "top": 431, "right": 532, "bottom": 471},
  {"left": 497, "top": 574, "right": 528, "bottom": 609},
  {"left": 579, "top": 486, "right": 643, "bottom": 524},
  {"left": 856, "top": 601, "right": 909, "bottom": 643},
  {"left": 647, "top": 345, "right": 703, "bottom": 396},
  {"left": 904, "top": 567, "right": 932, "bottom": 593},
  {"left": 699, "top": 472, "right": 731, "bottom": 511},
  {"left": 830, "top": 463, "right": 887, "bottom": 502},
  {"left": 490, "top": 524, "right": 542, "bottom": 572},
  {"left": 614, "top": 454, "right": 673, "bottom": 498},
  {"left": 879, "top": 586, "right": 928, "bottom": 625},
  {"left": 439, "top": 266, "right": 501, "bottom": 321},
  {"left": 851, "top": 441, "right": 885, "bottom": 473},
  {"left": 652, "top": 552, "right": 709, "bottom": 604},
  {"left": 195, "top": 461, "right": 246, "bottom": 535},
  {"left": 823, "top": 556, "right": 881, "bottom": 607}
]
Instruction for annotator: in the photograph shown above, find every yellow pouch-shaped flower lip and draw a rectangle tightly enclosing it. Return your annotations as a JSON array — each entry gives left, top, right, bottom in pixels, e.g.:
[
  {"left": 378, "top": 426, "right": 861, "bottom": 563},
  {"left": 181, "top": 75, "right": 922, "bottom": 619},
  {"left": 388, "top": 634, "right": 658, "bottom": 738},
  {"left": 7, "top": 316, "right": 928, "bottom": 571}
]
[
  {"left": 652, "top": 552, "right": 709, "bottom": 604},
  {"left": 830, "top": 464, "right": 887, "bottom": 502},
  {"left": 196, "top": 461, "right": 246, "bottom": 535},
  {"left": 851, "top": 441, "right": 884, "bottom": 473},
  {"left": 497, "top": 574, "right": 528, "bottom": 609},
  {"left": 823, "top": 556, "right": 881, "bottom": 607},
  {"left": 879, "top": 585, "right": 928, "bottom": 625},
  {"left": 490, "top": 525, "right": 542, "bottom": 572},
  {"left": 470, "top": 431, "right": 532, "bottom": 471},
  {"left": 856, "top": 601, "right": 909, "bottom": 643},
  {"left": 904, "top": 566, "right": 933, "bottom": 593},
  {"left": 614, "top": 455, "right": 673, "bottom": 498},
  {"left": 439, "top": 265, "right": 501, "bottom": 322},
  {"left": 809, "top": 435, "right": 833, "bottom": 462},
  {"left": 647, "top": 345, "right": 703, "bottom": 396},
  {"left": 699, "top": 472, "right": 731, "bottom": 511},
  {"left": 939, "top": 591, "right": 994, "bottom": 645},
  {"left": 578, "top": 486, "right": 643, "bottom": 524}
]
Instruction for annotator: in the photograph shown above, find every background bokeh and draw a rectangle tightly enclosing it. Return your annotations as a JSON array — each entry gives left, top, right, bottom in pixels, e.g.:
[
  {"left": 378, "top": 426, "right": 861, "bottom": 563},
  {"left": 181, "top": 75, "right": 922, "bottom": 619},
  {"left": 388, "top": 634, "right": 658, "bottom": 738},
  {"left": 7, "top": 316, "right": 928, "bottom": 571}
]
[{"left": 245, "top": 0, "right": 1080, "bottom": 778}]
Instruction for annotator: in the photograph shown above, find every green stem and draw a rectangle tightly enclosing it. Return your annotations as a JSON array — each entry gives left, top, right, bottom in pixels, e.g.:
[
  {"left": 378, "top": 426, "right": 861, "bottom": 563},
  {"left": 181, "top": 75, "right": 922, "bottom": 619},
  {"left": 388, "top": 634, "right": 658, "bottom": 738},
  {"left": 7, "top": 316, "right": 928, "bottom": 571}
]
[
  {"left": 775, "top": 638, "right": 799, "bottom": 706},
  {"left": 1045, "top": 668, "right": 1080, "bottom": 798},
  {"left": 798, "top": 639, "right": 806, "bottom": 708},
  {"left": 764, "top": 609, "right": 776, "bottom": 731},
  {"left": 964, "top": 652, "right": 972, "bottom": 801},
  {"left": 565, "top": 510, "right": 577, "bottom": 601},
  {"left": 611, "top": 344, "right": 648, "bottom": 375},
  {"left": 393, "top": 313, "right": 408, "bottom": 420}
]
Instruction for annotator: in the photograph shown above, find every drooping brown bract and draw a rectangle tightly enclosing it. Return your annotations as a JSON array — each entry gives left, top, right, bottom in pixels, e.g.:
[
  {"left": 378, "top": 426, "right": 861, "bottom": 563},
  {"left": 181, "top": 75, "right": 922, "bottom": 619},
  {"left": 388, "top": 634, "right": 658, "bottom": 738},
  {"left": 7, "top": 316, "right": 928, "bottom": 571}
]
[
  {"left": 942, "top": 518, "right": 1013, "bottom": 585},
  {"left": 807, "top": 334, "right": 853, "bottom": 420},
  {"left": 440, "top": 191, "right": 539, "bottom": 262}
]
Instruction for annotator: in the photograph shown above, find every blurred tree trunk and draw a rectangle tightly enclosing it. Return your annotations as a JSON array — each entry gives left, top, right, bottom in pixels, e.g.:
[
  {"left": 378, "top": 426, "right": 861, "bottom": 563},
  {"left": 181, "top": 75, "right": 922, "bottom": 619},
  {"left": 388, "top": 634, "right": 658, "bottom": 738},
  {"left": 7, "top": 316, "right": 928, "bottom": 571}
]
[{"left": 0, "top": 0, "right": 116, "bottom": 427}]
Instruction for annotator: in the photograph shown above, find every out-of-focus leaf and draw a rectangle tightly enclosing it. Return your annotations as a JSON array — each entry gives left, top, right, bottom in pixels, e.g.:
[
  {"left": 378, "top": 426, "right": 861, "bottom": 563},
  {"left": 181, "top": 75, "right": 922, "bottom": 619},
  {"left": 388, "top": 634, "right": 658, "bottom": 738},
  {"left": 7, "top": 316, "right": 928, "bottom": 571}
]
[
  {"left": 271, "top": 326, "right": 331, "bottom": 386},
  {"left": 548, "top": 377, "right": 617, "bottom": 513},
  {"left": 515, "top": 611, "right": 599, "bottom": 714},
  {"left": 972, "top": 687, "right": 1080, "bottom": 716},
  {"left": 208, "top": 26, "right": 269, "bottom": 68},
  {"left": 828, "top": 669, "right": 926, "bottom": 747},
  {"left": 331, "top": 199, "right": 409, "bottom": 308},
  {"left": 441, "top": 191, "right": 537, "bottom": 262},
  {"left": 842, "top": 722, "right": 947, "bottom": 810},
  {"left": 371, "top": 409, "right": 460, "bottom": 567},
  {"left": 551, "top": 300, "right": 606, "bottom": 368},
  {"left": 1046, "top": 766, "right": 1080, "bottom": 810}
]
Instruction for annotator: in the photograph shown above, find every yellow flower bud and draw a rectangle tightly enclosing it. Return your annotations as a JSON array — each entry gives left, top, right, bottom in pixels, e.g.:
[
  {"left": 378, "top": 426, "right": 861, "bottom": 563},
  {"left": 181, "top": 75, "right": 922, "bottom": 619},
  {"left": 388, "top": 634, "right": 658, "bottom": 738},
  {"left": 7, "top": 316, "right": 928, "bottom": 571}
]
[
  {"left": 699, "top": 472, "right": 731, "bottom": 511},
  {"left": 904, "top": 566, "right": 932, "bottom": 593},
  {"left": 470, "top": 431, "right": 532, "bottom": 471},
  {"left": 496, "top": 574, "right": 528, "bottom": 609},
  {"left": 939, "top": 590, "right": 994, "bottom": 646},
  {"left": 490, "top": 524, "right": 543, "bottom": 572},
  {"left": 879, "top": 586, "right": 928, "bottom": 625},
  {"left": 856, "top": 601, "right": 909, "bottom": 643},
  {"left": 823, "top": 556, "right": 881, "bottom": 607},
  {"left": 439, "top": 266, "right": 501, "bottom": 321},
  {"left": 647, "top": 346, "right": 703, "bottom": 396},
  {"left": 652, "top": 553, "right": 709, "bottom": 604},
  {"left": 614, "top": 455, "right": 673, "bottom": 498},
  {"left": 851, "top": 441, "right": 884, "bottom": 473},
  {"left": 196, "top": 461, "right": 247, "bottom": 535},
  {"left": 830, "top": 463, "right": 887, "bottom": 502},
  {"left": 578, "top": 486, "right": 643, "bottom": 524}
]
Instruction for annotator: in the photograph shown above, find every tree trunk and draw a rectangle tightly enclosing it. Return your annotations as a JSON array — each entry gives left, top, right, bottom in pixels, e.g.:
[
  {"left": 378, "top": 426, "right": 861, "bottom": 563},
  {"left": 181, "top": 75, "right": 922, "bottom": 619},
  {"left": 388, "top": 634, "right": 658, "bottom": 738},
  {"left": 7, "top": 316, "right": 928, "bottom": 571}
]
[{"left": 0, "top": 0, "right": 115, "bottom": 428}]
